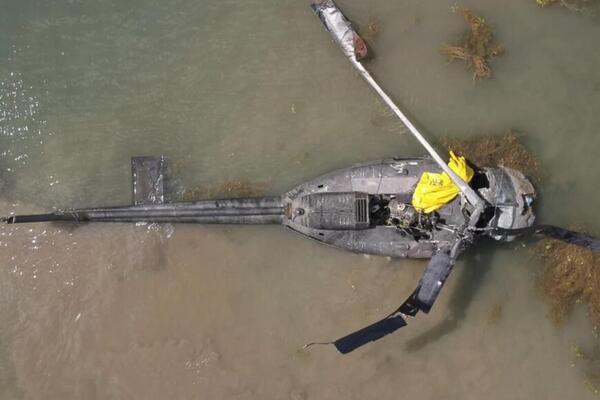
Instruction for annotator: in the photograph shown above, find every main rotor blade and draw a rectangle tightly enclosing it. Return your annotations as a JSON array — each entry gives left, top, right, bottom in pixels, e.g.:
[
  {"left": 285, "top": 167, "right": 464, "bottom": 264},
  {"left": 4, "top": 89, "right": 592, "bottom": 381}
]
[
  {"left": 310, "top": 0, "right": 485, "bottom": 214},
  {"left": 495, "top": 225, "right": 600, "bottom": 253},
  {"left": 400, "top": 249, "right": 455, "bottom": 314},
  {"left": 328, "top": 244, "right": 459, "bottom": 354}
]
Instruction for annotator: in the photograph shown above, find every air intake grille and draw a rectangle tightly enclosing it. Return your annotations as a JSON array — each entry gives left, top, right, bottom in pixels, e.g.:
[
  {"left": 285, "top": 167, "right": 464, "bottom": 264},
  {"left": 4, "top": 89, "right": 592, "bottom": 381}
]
[{"left": 355, "top": 197, "right": 368, "bottom": 224}]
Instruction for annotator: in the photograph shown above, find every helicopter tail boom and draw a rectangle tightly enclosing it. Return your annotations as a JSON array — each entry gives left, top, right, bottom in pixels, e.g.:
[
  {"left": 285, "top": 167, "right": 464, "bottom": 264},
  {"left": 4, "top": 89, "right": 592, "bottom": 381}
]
[{"left": 3, "top": 196, "right": 286, "bottom": 225}]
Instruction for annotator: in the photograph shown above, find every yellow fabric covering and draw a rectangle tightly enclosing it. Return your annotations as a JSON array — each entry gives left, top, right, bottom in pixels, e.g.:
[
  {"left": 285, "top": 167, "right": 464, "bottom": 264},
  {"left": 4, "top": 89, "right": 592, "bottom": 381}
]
[{"left": 411, "top": 152, "right": 474, "bottom": 214}]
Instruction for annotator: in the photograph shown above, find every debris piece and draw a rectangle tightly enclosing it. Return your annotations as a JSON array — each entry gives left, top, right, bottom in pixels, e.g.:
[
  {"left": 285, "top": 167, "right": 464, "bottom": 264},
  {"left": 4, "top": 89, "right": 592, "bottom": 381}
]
[{"left": 440, "top": 7, "right": 504, "bottom": 81}]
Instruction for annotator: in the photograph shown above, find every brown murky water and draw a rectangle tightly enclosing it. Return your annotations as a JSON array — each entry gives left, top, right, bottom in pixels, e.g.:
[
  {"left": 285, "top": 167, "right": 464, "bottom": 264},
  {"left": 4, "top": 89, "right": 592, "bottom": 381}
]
[{"left": 1, "top": 0, "right": 600, "bottom": 399}]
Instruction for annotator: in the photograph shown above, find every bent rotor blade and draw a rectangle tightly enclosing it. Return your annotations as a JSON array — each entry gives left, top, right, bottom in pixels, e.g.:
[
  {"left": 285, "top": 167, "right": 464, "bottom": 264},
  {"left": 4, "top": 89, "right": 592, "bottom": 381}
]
[
  {"left": 409, "top": 249, "right": 455, "bottom": 314},
  {"left": 330, "top": 245, "right": 459, "bottom": 354}
]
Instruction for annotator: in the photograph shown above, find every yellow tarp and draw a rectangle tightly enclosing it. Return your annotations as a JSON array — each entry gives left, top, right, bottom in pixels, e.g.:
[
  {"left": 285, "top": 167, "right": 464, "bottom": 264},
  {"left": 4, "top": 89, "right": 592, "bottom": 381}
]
[{"left": 411, "top": 151, "right": 474, "bottom": 214}]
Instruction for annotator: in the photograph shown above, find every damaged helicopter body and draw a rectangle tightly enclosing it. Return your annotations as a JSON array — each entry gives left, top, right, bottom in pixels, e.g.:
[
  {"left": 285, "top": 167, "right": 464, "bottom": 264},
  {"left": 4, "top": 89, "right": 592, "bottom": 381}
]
[
  {"left": 4, "top": 156, "right": 536, "bottom": 259},
  {"left": 285, "top": 157, "right": 535, "bottom": 257}
]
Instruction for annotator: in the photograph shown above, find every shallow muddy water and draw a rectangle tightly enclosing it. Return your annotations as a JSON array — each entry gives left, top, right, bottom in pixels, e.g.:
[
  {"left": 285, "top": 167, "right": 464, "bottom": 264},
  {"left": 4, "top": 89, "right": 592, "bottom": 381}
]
[{"left": 1, "top": 0, "right": 600, "bottom": 399}]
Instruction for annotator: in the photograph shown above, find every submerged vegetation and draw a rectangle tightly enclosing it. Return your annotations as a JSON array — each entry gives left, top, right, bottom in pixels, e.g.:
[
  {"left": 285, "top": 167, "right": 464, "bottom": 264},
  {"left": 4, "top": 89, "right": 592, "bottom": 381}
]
[
  {"left": 486, "top": 302, "right": 504, "bottom": 325},
  {"left": 443, "top": 130, "right": 540, "bottom": 180},
  {"left": 534, "top": 235, "right": 600, "bottom": 327},
  {"left": 440, "top": 7, "right": 504, "bottom": 81},
  {"left": 536, "top": 0, "right": 600, "bottom": 16},
  {"left": 168, "top": 160, "right": 268, "bottom": 201},
  {"left": 179, "top": 180, "right": 267, "bottom": 201}
]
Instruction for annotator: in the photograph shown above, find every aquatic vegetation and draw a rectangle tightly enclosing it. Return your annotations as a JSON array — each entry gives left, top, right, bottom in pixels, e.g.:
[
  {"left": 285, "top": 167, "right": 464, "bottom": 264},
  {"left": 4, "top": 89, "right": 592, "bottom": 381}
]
[
  {"left": 360, "top": 16, "right": 381, "bottom": 46},
  {"left": 584, "top": 379, "right": 600, "bottom": 396},
  {"left": 440, "top": 7, "right": 504, "bottom": 81},
  {"left": 533, "top": 232, "right": 600, "bottom": 326},
  {"left": 563, "top": 342, "right": 600, "bottom": 395},
  {"left": 443, "top": 130, "right": 540, "bottom": 180},
  {"left": 486, "top": 302, "right": 503, "bottom": 324},
  {"left": 536, "top": 0, "right": 600, "bottom": 16},
  {"left": 214, "top": 180, "right": 265, "bottom": 197},
  {"left": 178, "top": 180, "right": 267, "bottom": 201}
]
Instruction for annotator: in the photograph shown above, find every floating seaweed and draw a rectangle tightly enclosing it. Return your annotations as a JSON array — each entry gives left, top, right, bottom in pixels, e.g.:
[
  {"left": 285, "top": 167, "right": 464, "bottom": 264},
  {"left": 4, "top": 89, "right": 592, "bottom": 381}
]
[
  {"left": 440, "top": 7, "right": 504, "bottom": 81},
  {"left": 533, "top": 232, "right": 600, "bottom": 327},
  {"left": 536, "top": 0, "right": 600, "bottom": 16},
  {"left": 443, "top": 130, "right": 540, "bottom": 180}
]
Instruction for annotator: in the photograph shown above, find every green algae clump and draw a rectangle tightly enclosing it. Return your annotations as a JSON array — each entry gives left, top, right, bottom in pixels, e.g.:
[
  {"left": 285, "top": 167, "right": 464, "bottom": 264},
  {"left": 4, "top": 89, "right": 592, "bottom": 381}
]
[
  {"left": 440, "top": 7, "right": 504, "bottom": 81},
  {"left": 443, "top": 130, "right": 540, "bottom": 180},
  {"left": 534, "top": 234, "right": 600, "bottom": 327}
]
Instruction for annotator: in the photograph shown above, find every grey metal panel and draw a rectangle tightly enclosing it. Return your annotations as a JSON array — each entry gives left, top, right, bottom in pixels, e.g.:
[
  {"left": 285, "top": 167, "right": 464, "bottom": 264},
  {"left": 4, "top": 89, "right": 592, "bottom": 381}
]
[
  {"left": 286, "top": 157, "right": 438, "bottom": 201},
  {"left": 131, "top": 156, "right": 166, "bottom": 205}
]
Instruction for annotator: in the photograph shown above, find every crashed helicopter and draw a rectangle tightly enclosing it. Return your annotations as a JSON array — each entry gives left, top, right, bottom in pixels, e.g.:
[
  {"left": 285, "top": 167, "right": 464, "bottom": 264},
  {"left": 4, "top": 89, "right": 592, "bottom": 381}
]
[{"left": 2, "top": 0, "right": 600, "bottom": 354}]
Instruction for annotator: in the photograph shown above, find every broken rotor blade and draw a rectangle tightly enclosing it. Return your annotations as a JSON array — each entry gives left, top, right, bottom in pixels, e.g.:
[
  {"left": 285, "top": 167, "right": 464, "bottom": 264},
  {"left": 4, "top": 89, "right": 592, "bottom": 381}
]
[
  {"left": 494, "top": 225, "right": 600, "bottom": 253},
  {"left": 536, "top": 225, "right": 600, "bottom": 253},
  {"left": 328, "top": 245, "right": 459, "bottom": 354}
]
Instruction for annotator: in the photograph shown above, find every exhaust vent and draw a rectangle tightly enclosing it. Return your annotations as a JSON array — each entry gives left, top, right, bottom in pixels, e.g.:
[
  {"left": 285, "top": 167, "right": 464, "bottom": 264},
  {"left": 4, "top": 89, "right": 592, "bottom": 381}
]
[{"left": 355, "top": 197, "right": 368, "bottom": 224}]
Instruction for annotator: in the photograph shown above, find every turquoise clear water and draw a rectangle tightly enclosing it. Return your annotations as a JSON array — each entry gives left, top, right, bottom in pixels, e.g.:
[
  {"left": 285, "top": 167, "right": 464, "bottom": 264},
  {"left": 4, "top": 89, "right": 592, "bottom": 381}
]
[{"left": 1, "top": 0, "right": 600, "bottom": 398}]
